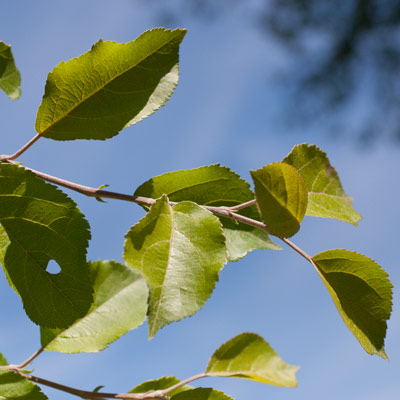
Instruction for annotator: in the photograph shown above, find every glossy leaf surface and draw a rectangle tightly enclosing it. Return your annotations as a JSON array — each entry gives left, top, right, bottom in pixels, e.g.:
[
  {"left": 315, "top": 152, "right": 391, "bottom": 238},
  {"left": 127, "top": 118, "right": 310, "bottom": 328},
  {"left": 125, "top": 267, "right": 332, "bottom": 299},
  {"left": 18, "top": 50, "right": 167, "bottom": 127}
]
[
  {"left": 251, "top": 163, "right": 308, "bottom": 238},
  {"left": 283, "top": 144, "right": 361, "bottom": 225},
  {"left": 124, "top": 195, "right": 227, "bottom": 338},
  {"left": 0, "top": 353, "right": 48, "bottom": 399},
  {"left": 35, "top": 28, "right": 186, "bottom": 140},
  {"left": 0, "top": 42, "right": 21, "bottom": 100},
  {"left": 206, "top": 333, "right": 298, "bottom": 387},
  {"left": 312, "top": 250, "right": 392, "bottom": 359},
  {"left": 134, "top": 164, "right": 280, "bottom": 261},
  {"left": 41, "top": 260, "right": 148, "bottom": 353},
  {"left": 172, "top": 388, "right": 234, "bottom": 400},
  {"left": 0, "top": 163, "right": 92, "bottom": 328}
]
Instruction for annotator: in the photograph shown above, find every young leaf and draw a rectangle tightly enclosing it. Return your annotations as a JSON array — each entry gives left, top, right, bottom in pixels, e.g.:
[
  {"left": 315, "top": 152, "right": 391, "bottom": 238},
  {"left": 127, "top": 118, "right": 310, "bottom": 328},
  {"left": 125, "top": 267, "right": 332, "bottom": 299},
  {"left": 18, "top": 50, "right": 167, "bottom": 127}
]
[
  {"left": 312, "top": 250, "right": 392, "bottom": 359},
  {"left": 0, "top": 42, "right": 21, "bottom": 100},
  {"left": 0, "top": 163, "right": 93, "bottom": 328},
  {"left": 251, "top": 162, "right": 308, "bottom": 238},
  {"left": 205, "top": 333, "right": 298, "bottom": 388},
  {"left": 0, "top": 353, "right": 48, "bottom": 399},
  {"left": 130, "top": 376, "right": 190, "bottom": 396},
  {"left": 40, "top": 260, "right": 148, "bottom": 353},
  {"left": 172, "top": 388, "right": 235, "bottom": 400},
  {"left": 134, "top": 164, "right": 280, "bottom": 261},
  {"left": 124, "top": 195, "right": 227, "bottom": 338},
  {"left": 283, "top": 144, "right": 362, "bottom": 225},
  {"left": 35, "top": 28, "right": 186, "bottom": 141}
]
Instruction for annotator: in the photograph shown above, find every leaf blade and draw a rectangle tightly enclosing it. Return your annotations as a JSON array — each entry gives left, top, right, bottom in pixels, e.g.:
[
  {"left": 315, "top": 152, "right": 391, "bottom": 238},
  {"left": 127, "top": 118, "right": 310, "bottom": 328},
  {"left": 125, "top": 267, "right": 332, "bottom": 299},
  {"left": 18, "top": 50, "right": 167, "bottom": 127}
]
[
  {"left": 0, "top": 163, "right": 93, "bottom": 328},
  {"left": 41, "top": 260, "right": 148, "bottom": 353},
  {"left": 124, "top": 195, "right": 227, "bottom": 338},
  {"left": 172, "top": 388, "right": 235, "bottom": 400},
  {"left": 205, "top": 333, "right": 298, "bottom": 388},
  {"left": 35, "top": 28, "right": 186, "bottom": 140},
  {"left": 312, "top": 249, "right": 393, "bottom": 358},
  {"left": 0, "top": 42, "right": 21, "bottom": 100},
  {"left": 134, "top": 164, "right": 280, "bottom": 261},
  {"left": 283, "top": 144, "right": 361, "bottom": 225},
  {"left": 251, "top": 162, "right": 308, "bottom": 238}
]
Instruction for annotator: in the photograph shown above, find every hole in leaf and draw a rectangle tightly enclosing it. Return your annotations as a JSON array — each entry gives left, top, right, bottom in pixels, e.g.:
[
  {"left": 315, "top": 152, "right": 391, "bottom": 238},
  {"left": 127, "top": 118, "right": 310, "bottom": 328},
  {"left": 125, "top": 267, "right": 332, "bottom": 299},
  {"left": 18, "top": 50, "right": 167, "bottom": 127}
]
[{"left": 47, "top": 260, "right": 61, "bottom": 275}]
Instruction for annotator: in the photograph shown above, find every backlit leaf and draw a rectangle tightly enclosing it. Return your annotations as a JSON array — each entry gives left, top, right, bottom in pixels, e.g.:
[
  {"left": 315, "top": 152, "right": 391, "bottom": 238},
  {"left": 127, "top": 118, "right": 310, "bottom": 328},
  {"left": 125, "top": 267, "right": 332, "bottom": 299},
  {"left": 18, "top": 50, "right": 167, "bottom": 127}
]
[
  {"left": 134, "top": 164, "right": 280, "bottom": 261},
  {"left": 0, "top": 353, "right": 48, "bottom": 399},
  {"left": 312, "top": 250, "right": 392, "bottom": 359},
  {"left": 172, "top": 388, "right": 235, "bottom": 400},
  {"left": 130, "top": 376, "right": 190, "bottom": 396},
  {"left": 283, "top": 144, "right": 361, "bottom": 225},
  {"left": 35, "top": 28, "right": 186, "bottom": 140},
  {"left": 251, "top": 163, "right": 308, "bottom": 238},
  {"left": 0, "top": 163, "right": 92, "bottom": 328},
  {"left": 41, "top": 260, "right": 148, "bottom": 353},
  {"left": 206, "top": 333, "right": 298, "bottom": 387},
  {"left": 0, "top": 42, "right": 21, "bottom": 100},
  {"left": 124, "top": 195, "right": 227, "bottom": 338}
]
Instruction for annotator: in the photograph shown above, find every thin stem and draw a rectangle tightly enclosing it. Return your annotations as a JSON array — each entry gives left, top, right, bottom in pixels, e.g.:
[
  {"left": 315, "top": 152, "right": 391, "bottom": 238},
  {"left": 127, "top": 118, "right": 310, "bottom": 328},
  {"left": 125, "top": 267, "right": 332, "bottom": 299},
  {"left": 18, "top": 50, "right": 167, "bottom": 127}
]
[
  {"left": 1, "top": 133, "right": 42, "bottom": 161},
  {"left": 162, "top": 372, "right": 209, "bottom": 394},
  {"left": 16, "top": 346, "right": 46, "bottom": 369},
  {"left": 227, "top": 199, "right": 257, "bottom": 211},
  {"left": 280, "top": 237, "right": 313, "bottom": 262}
]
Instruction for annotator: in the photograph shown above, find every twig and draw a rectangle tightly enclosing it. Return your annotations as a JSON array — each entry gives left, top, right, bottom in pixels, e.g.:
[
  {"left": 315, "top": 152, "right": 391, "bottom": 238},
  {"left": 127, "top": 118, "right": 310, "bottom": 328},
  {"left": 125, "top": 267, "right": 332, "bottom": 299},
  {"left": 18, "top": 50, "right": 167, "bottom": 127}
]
[{"left": 0, "top": 133, "right": 42, "bottom": 161}]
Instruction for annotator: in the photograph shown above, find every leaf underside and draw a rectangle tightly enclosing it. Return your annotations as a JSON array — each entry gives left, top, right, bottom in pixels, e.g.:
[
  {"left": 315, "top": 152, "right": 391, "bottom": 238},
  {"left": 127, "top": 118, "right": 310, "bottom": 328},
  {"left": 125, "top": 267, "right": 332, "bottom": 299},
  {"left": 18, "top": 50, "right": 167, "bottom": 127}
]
[
  {"left": 35, "top": 28, "right": 186, "bottom": 141},
  {"left": 134, "top": 164, "right": 280, "bottom": 261},
  {"left": 283, "top": 144, "right": 361, "bottom": 225},
  {"left": 172, "top": 388, "right": 235, "bottom": 400},
  {"left": 41, "top": 260, "right": 148, "bottom": 353},
  {"left": 130, "top": 376, "right": 190, "bottom": 396},
  {"left": 251, "top": 162, "right": 308, "bottom": 238},
  {"left": 0, "top": 41, "right": 21, "bottom": 100},
  {"left": 124, "top": 195, "right": 227, "bottom": 338},
  {"left": 0, "top": 163, "right": 93, "bottom": 328},
  {"left": 312, "top": 249, "right": 392, "bottom": 359},
  {"left": 206, "top": 332, "right": 298, "bottom": 387}
]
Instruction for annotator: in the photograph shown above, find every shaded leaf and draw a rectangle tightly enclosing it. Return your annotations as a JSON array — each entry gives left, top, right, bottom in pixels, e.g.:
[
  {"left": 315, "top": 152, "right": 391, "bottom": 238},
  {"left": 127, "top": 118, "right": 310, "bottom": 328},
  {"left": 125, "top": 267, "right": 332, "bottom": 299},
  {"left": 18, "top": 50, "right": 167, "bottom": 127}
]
[
  {"left": 130, "top": 376, "right": 190, "bottom": 396},
  {"left": 0, "top": 42, "right": 21, "bottom": 100},
  {"left": 172, "top": 388, "right": 235, "bottom": 400},
  {"left": 35, "top": 28, "right": 186, "bottom": 141},
  {"left": 205, "top": 333, "right": 298, "bottom": 387},
  {"left": 124, "top": 195, "right": 227, "bottom": 338},
  {"left": 134, "top": 164, "right": 280, "bottom": 261},
  {"left": 41, "top": 260, "right": 148, "bottom": 353},
  {"left": 283, "top": 144, "right": 361, "bottom": 225},
  {"left": 0, "top": 353, "right": 48, "bottom": 399},
  {"left": 312, "top": 250, "right": 392, "bottom": 359},
  {"left": 251, "top": 163, "right": 308, "bottom": 238},
  {"left": 0, "top": 163, "right": 92, "bottom": 328}
]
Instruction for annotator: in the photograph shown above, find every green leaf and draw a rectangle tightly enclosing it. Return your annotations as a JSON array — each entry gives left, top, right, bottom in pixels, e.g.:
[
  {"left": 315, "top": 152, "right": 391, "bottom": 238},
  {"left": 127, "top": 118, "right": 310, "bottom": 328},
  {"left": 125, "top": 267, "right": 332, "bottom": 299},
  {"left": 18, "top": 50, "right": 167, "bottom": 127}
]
[
  {"left": 312, "top": 250, "right": 393, "bottom": 359},
  {"left": 0, "top": 163, "right": 93, "bottom": 328},
  {"left": 35, "top": 28, "right": 186, "bottom": 141},
  {"left": 134, "top": 164, "right": 280, "bottom": 262},
  {"left": 124, "top": 195, "right": 227, "bottom": 338},
  {"left": 205, "top": 333, "right": 298, "bottom": 388},
  {"left": 130, "top": 376, "right": 190, "bottom": 396},
  {"left": 0, "top": 353, "right": 48, "bottom": 399},
  {"left": 172, "top": 388, "right": 235, "bottom": 400},
  {"left": 283, "top": 144, "right": 362, "bottom": 225},
  {"left": 40, "top": 260, "right": 148, "bottom": 353},
  {"left": 251, "top": 162, "right": 308, "bottom": 238},
  {"left": 0, "top": 42, "right": 21, "bottom": 100}
]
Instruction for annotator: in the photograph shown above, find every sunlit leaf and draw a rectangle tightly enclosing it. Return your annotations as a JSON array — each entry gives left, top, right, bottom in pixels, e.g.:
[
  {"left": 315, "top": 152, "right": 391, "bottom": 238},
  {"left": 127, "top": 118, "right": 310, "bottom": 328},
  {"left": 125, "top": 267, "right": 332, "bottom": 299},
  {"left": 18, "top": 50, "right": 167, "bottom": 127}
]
[
  {"left": 134, "top": 164, "right": 280, "bottom": 261},
  {"left": 206, "top": 333, "right": 298, "bottom": 387},
  {"left": 41, "top": 260, "right": 148, "bottom": 353},
  {"left": 283, "top": 144, "right": 361, "bottom": 225},
  {"left": 0, "top": 163, "right": 92, "bottom": 328},
  {"left": 0, "top": 353, "right": 48, "bottom": 399},
  {"left": 172, "top": 388, "right": 235, "bottom": 400},
  {"left": 35, "top": 28, "right": 186, "bottom": 141},
  {"left": 124, "top": 195, "right": 227, "bottom": 338},
  {"left": 130, "top": 376, "right": 190, "bottom": 396},
  {"left": 0, "top": 42, "right": 21, "bottom": 100},
  {"left": 312, "top": 250, "right": 392, "bottom": 359},
  {"left": 251, "top": 163, "right": 308, "bottom": 238}
]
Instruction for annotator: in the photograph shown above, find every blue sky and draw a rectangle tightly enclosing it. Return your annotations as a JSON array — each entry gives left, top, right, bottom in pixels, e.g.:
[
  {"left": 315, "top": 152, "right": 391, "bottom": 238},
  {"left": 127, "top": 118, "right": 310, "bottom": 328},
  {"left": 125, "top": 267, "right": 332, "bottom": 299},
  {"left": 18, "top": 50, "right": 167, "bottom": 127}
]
[{"left": 1, "top": 1, "right": 399, "bottom": 399}]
